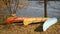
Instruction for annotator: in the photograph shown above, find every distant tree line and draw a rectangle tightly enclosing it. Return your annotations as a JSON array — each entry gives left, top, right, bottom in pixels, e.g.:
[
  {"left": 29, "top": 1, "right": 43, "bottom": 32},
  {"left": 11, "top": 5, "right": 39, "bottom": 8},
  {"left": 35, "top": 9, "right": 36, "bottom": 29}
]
[{"left": 28, "top": 0, "right": 60, "bottom": 1}]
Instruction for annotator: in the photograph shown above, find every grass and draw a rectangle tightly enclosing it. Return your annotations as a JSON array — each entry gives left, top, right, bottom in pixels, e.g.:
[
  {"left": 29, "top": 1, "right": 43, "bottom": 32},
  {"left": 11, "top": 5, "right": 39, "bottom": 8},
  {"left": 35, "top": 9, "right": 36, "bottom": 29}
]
[{"left": 0, "top": 21, "right": 60, "bottom": 34}]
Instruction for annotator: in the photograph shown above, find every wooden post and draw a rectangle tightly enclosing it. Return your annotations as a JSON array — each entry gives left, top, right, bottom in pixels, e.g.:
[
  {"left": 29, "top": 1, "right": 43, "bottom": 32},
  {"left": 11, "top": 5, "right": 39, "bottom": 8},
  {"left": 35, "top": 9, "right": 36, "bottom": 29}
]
[{"left": 44, "top": 0, "right": 48, "bottom": 17}]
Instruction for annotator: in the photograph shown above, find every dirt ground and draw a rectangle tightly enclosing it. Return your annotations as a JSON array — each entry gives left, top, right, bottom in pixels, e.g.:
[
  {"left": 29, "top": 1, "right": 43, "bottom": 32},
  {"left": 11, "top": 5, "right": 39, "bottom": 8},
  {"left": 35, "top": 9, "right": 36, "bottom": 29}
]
[{"left": 0, "top": 20, "right": 60, "bottom": 34}]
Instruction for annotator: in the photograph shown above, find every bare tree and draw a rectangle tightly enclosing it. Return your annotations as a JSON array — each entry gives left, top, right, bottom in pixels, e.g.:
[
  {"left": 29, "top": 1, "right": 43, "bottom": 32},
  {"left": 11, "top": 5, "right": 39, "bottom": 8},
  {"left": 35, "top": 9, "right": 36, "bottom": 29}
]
[
  {"left": 1, "top": 0, "right": 28, "bottom": 16},
  {"left": 0, "top": 0, "right": 6, "bottom": 11}
]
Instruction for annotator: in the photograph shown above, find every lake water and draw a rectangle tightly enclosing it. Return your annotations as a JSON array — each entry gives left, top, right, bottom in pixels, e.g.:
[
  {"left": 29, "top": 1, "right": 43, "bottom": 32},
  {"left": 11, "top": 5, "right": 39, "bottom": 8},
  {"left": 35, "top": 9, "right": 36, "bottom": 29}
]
[{"left": 0, "top": 1, "right": 60, "bottom": 19}]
